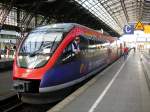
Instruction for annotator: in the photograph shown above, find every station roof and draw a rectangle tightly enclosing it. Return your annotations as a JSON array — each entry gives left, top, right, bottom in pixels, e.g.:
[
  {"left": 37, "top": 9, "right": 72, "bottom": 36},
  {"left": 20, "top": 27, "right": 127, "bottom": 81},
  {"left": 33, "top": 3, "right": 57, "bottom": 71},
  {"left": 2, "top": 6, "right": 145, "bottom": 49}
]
[
  {"left": 74, "top": 0, "right": 148, "bottom": 35},
  {"left": 0, "top": 0, "right": 150, "bottom": 37},
  {"left": 0, "top": 0, "right": 120, "bottom": 36}
]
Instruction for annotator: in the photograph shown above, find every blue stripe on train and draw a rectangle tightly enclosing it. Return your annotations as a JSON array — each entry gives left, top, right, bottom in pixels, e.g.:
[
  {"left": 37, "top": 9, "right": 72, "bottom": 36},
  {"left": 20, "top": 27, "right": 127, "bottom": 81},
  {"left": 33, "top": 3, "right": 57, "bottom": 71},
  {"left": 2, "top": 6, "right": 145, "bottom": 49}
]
[{"left": 40, "top": 58, "right": 107, "bottom": 88}]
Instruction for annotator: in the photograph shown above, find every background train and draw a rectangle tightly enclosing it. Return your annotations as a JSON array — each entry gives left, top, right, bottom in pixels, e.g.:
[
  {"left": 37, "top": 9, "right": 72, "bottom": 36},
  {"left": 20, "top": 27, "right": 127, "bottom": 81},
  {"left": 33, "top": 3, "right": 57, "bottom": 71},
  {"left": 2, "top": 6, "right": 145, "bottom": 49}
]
[{"left": 13, "top": 23, "right": 123, "bottom": 104}]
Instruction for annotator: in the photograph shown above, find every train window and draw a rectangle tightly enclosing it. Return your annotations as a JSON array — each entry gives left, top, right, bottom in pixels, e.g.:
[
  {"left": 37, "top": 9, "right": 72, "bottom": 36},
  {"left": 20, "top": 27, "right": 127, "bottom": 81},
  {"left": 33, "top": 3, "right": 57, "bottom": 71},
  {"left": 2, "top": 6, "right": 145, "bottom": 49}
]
[
  {"left": 63, "top": 43, "right": 72, "bottom": 54},
  {"left": 61, "top": 36, "right": 86, "bottom": 63},
  {"left": 61, "top": 43, "right": 74, "bottom": 63},
  {"left": 17, "top": 32, "right": 63, "bottom": 68},
  {"left": 71, "top": 36, "right": 80, "bottom": 54},
  {"left": 19, "top": 32, "right": 63, "bottom": 55},
  {"left": 89, "top": 38, "right": 95, "bottom": 45},
  {"left": 88, "top": 38, "right": 97, "bottom": 49},
  {"left": 79, "top": 36, "right": 89, "bottom": 50}
]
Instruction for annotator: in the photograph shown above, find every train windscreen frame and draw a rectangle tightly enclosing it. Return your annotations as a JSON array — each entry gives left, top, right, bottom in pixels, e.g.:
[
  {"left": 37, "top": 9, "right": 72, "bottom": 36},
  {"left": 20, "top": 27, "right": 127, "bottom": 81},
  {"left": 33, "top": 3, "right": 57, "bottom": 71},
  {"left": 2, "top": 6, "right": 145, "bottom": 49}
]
[{"left": 17, "top": 29, "right": 64, "bottom": 69}]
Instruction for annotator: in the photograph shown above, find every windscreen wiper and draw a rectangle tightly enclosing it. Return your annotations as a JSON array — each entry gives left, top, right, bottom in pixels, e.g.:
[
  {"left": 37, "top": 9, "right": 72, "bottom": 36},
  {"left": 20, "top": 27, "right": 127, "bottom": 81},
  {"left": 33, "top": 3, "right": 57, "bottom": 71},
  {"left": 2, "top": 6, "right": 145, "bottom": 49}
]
[
  {"left": 29, "top": 43, "right": 51, "bottom": 57},
  {"left": 50, "top": 36, "right": 57, "bottom": 52}
]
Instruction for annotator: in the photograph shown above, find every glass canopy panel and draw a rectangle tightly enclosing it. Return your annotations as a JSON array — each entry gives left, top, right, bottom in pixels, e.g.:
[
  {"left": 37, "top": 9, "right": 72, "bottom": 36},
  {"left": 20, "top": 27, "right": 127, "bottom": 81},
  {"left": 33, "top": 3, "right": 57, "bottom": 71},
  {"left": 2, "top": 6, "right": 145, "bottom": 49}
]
[
  {"left": 75, "top": 0, "right": 122, "bottom": 34},
  {"left": 75, "top": 0, "right": 145, "bottom": 34}
]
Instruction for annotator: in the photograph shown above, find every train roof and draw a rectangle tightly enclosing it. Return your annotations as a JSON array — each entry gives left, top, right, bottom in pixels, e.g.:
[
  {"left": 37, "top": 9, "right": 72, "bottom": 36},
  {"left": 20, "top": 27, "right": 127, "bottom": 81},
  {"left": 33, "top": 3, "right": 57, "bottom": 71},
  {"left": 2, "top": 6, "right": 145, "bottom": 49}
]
[
  {"left": 34, "top": 23, "right": 76, "bottom": 32},
  {"left": 34, "top": 23, "right": 98, "bottom": 32},
  {"left": 34, "top": 23, "right": 111, "bottom": 37}
]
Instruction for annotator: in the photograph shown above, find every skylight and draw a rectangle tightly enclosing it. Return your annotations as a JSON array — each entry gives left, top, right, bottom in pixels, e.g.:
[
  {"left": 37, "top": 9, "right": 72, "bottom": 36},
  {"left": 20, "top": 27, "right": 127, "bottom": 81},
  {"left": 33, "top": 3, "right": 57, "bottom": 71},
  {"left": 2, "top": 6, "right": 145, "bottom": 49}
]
[{"left": 75, "top": 0, "right": 123, "bottom": 34}]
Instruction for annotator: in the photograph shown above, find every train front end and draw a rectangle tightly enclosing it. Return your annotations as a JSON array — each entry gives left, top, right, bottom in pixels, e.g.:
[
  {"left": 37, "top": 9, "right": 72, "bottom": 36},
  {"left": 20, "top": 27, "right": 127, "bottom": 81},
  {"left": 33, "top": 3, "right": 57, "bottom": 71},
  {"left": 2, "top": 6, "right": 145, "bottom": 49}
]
[{"left": 13, "top": 24, "right": 74, "bottom": 104}]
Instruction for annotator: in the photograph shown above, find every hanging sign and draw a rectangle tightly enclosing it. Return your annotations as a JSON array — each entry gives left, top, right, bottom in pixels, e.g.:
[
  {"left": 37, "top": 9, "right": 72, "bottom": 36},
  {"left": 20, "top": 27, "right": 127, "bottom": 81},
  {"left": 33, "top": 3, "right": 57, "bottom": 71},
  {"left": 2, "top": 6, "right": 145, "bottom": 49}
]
[
  {"left": 123, "top": 25, "right": 134, "bottom": 34},
  {"left": 135, "top": 21, "right": 144, "bottom": 30}
]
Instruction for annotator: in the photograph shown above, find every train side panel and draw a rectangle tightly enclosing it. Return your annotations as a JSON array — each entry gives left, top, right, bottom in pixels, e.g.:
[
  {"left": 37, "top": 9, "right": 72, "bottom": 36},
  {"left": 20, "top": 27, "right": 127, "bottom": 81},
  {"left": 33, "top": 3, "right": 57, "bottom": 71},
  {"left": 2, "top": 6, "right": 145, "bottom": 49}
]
[{"left": 39, "top": 26, "right": 118, "bottom": 92}]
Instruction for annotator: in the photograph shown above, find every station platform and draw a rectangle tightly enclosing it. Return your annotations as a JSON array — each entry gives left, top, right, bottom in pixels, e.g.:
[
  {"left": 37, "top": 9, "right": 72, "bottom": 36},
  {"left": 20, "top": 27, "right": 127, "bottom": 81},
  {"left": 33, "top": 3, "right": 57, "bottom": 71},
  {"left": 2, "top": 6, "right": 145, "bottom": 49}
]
[
  {"left": 48, "top": 51, "right": 150, "bottom": 112},
  {"left": 141, "top": 51, "right": 150, "bottom": 89},
  {"left": 0, "top": 58, "right": 13, "bottom": 69},
  {"left": 0, "top": 70, "right": 16, "bottom": 101}
]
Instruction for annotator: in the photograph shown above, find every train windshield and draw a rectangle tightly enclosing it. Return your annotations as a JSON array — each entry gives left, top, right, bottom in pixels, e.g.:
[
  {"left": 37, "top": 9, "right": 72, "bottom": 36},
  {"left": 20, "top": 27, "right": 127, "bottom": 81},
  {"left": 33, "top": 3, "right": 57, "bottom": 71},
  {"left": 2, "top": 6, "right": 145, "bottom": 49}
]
[{"left": 18, "top": 31, "right": 63, "bottom": 68}]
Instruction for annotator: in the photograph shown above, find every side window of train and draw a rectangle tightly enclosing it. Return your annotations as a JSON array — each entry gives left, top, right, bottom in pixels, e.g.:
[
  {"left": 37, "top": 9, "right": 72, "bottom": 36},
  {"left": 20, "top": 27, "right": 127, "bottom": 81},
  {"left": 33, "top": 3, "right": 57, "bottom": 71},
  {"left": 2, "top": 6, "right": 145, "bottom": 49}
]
[
  {"left": 79, "top": 36, "right": 89, "bottom": 50},
  {"left": 89, "top": 37, "right": 96, "bottom": 49},
  {"left": 60, "top": 35, "right": 88, "bottom": 64},
  {"left": 71, "top": 35, "right": 89, "bottom": 55},
  {"left": 61, "top": 43, "right": 73, "bottom": 63}
]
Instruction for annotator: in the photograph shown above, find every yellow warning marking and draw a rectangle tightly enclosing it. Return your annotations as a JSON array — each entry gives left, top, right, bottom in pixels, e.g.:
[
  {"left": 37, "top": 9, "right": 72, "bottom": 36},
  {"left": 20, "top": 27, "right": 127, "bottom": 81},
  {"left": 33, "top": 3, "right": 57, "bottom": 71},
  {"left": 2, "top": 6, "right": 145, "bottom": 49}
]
[
  {"left": 144, "top": 25, "right": 150, "bottom": 34},
  {"left": 135, "top": 21, "right": 144, "bottom": 30}
]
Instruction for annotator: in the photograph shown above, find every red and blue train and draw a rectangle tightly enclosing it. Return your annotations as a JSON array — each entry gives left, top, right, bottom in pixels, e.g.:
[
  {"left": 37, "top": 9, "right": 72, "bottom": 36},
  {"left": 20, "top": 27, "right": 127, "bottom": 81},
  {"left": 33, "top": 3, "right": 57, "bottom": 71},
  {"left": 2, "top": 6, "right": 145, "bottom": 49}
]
[{"left": 13, "top": 23, "right": 123, "bottom": 104}]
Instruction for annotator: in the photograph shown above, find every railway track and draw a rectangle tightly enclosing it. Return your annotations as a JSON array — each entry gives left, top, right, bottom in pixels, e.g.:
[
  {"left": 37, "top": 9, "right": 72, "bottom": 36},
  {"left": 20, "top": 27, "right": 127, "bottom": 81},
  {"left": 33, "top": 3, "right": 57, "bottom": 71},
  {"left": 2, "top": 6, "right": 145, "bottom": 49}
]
[
  {"left": 4, "top": 103, "right": 55, "bottom": 112},
  {"left": 3, "top": 102, "right": 23, "bottom": 112},
  {"left": 0, "top": 94, "right": 56, "bottom": 112},
  {"left": 0, "top": 94, "right": 21, "bottom": 112}
]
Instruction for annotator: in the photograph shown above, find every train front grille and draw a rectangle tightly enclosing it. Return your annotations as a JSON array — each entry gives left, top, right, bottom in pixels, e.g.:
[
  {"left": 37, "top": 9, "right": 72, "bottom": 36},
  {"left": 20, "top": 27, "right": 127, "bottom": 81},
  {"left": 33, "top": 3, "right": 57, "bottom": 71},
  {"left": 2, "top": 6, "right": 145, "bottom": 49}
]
[{"left": 13, "top": 80, "right": 40, "bottom": 93}]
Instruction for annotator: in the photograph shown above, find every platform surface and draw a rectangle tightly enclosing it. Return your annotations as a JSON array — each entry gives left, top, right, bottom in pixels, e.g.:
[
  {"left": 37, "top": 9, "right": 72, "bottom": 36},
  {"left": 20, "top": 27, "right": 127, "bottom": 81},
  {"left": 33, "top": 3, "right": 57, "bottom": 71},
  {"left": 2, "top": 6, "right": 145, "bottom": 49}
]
[
  {"left": 0, "top": 70, "right": 16, "bottom": 101},
  {"left": 49, "top": 51, "right": 150, "bottom": 112}
]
